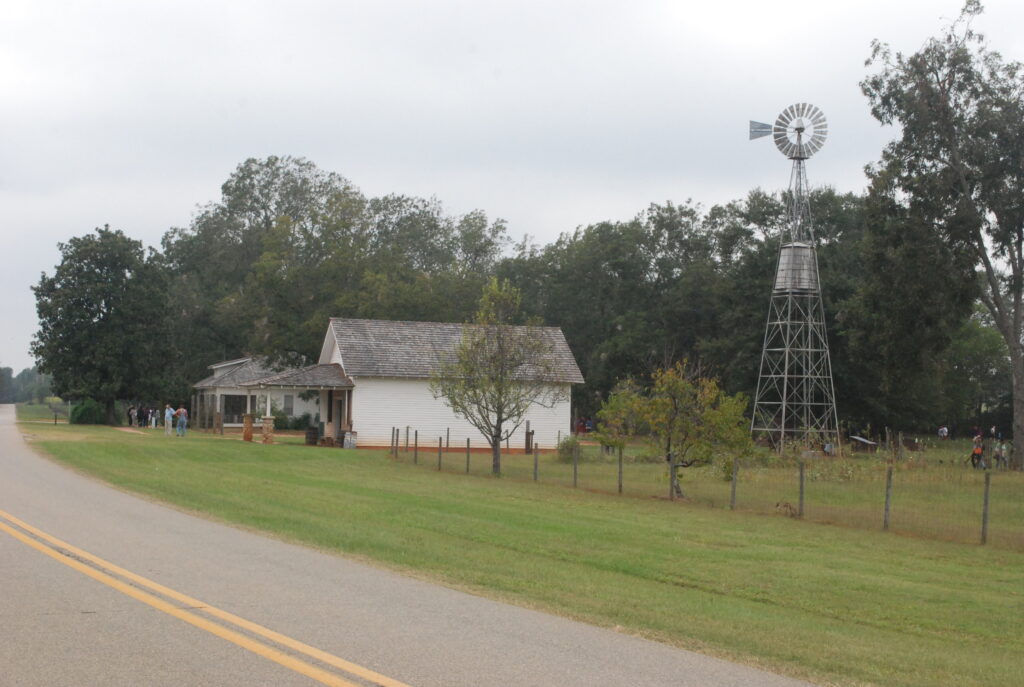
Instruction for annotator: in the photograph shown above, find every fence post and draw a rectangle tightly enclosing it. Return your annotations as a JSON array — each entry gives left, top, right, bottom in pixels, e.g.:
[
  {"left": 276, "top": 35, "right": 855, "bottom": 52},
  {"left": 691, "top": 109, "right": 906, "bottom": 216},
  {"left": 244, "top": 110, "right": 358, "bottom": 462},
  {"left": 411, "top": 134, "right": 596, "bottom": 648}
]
[
  {"left": 533, "top": 445, "right": 539, "bottom": 481},
  {"left": 617, "top": 445, "right": 623, "bottom": 495},
  {"left": 898, "top": 431, "right": 905, "bottom": 462},
  {"left": 405, "top": 426, "right": 409, "bottom": 453},
  {"left": 669, "top": 457, "right": 676, "bottom": 501},
  {"left": 883, "top": 466, "right": 893, "bottom": 531},
  {"left": 981, "top": 471, "right": 991, "bottom": 545},
  {"left": 798, "top": 462, "right": 805, "bottom": 518},
  {"left": 414, "top": 430, "right": 418, "bottom": 464},
  {"left": 573, "top": 442, "right": 579, "bottom": 488},
  {"left": 446, "top": 427, "right": 450, "bottom": 449},
  {"left": 438, "top": 437, "right": 443, "bottom": 471},
  {"left": 731, "top": 459, "right": 740, "bottom": 510}
]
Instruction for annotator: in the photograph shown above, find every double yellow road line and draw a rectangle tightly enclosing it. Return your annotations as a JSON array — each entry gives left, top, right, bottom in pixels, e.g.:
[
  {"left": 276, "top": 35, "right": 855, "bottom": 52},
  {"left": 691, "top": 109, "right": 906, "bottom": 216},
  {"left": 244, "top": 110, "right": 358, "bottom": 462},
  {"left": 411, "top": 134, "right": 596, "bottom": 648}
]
[{"left": 0, "top": 508, "right": 413, "bottom": 687}]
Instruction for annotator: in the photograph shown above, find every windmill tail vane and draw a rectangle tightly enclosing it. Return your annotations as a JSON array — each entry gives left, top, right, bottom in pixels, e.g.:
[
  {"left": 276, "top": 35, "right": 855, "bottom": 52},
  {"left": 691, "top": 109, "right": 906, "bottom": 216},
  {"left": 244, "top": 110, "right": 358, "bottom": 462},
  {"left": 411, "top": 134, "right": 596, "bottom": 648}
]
[{"left": 749, "top": 121, "right": 772, "bottom": 140}]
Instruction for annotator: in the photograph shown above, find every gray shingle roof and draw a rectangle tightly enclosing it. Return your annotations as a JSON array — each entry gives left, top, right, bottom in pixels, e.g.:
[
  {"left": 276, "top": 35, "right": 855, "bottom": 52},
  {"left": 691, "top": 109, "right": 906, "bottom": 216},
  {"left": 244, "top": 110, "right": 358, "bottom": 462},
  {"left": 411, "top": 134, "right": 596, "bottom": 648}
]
[
  {"left": 193, "top": 358, "right": 278, "bottom": 389},
  {"left": 243, "top": 364, "right": 353, "bottom": 389},
  {"left": 328, "top": 318, "right": 584, "bottom": 384}
]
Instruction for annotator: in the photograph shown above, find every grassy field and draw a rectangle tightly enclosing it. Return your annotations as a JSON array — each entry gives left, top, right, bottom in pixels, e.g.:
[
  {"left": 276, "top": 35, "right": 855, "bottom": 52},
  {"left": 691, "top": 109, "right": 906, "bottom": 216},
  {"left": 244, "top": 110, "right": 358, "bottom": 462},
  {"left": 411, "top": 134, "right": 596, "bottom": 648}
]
[
  {"left": 18, "top": 423, "right": 1024, "bottom": 687},
  {"left": 383, "top": 437, "right": 1024, "bottom": 551},
  {"left": 15, "top": 399, "right": 69, "bottom": 422}
]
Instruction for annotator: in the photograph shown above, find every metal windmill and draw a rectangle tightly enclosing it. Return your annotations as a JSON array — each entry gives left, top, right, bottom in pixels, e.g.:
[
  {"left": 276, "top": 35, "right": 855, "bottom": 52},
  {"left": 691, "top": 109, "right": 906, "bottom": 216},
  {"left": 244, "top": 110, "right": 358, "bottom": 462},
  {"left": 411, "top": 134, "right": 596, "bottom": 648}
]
[{"left": 748, "top": 103, "right": 838, "bottom": 453}]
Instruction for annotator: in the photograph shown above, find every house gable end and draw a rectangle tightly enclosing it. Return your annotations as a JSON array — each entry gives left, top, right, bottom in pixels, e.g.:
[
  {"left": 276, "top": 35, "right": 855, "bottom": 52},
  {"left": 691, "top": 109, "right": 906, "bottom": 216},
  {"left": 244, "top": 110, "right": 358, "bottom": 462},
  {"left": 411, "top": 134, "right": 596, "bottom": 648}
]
[{"left": 318, "top": 324, "right": 344, "bottom": 368}]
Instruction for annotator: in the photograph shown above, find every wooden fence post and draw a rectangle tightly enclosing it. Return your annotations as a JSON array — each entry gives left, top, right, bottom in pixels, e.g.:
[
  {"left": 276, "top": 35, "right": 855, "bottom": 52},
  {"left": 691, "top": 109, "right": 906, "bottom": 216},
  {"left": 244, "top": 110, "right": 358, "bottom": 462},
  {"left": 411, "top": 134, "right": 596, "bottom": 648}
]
[
  {"left": 438, "top": 437, "right": 443, "bottom": 471},
  {"left": 798, "top": 462, "right": 805, "bottom": 517},
  {"left": 446, "top": 427, "right": 450, "bottom": 450},
  {"left": 981, "top": 471, "right": 991, "bottom": 545},
  {"left": 730, "top": 459, "right": 740, "bottom": 511},
  {"left": 414, "top": 430, "right": 418, "bottom": 464},
  {"left": 669, "top": 457, "right": 676, "bottom": 501},
  {"left": 883, "top": 466, "right": 894, "bottom": 530},
  {"left": 533, "top": 445, "right": 539, "bottom": 481},
  {"left": 573, "top": 442, "right": 579, "bottom": 488},
  {"left": 617, "top": 445, "right": 623, "bottom": 495},
  {"left": 404, "top": 426, "right": 409, "bottom": 453},
  {"left": 465, "top": 438, "right": 470, "bottom": 473}
]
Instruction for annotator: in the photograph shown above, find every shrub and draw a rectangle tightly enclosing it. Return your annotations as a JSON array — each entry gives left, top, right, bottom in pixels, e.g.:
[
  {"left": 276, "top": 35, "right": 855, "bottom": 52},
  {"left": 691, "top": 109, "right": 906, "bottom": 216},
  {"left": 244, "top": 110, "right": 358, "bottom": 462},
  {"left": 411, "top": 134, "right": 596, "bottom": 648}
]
[
  {"left": 290, "top": 413, "right": 313, "bottom": 430},
  {"left": 556, "top": 435, "right": 580, "bottom": 462},
  {"left": 70, "top": 398, "right": 106, "bottom": 425}
]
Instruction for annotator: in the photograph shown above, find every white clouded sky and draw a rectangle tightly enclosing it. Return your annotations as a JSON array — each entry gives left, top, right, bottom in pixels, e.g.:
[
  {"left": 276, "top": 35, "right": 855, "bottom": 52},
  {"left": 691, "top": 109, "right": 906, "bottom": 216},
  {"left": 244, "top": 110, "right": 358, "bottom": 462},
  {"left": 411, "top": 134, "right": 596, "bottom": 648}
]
[{"left": 2, "top": 0, "right": 1022, "bottom": 372}]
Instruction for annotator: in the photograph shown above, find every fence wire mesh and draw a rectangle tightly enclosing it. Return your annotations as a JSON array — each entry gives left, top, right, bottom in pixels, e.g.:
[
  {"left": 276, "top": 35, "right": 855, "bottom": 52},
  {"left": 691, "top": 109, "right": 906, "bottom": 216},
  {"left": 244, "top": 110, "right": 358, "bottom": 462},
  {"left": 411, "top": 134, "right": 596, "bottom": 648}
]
[{"left": 384, "top": 432, "right": 1024, "bottom": 551}]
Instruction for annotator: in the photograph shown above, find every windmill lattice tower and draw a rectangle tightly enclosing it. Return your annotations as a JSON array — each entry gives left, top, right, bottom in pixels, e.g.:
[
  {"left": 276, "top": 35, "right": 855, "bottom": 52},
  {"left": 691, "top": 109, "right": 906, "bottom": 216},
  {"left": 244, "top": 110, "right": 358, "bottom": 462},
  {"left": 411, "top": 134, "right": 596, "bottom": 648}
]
[{"left": 749, "top": 103, "right": 839, "bottom": 453}]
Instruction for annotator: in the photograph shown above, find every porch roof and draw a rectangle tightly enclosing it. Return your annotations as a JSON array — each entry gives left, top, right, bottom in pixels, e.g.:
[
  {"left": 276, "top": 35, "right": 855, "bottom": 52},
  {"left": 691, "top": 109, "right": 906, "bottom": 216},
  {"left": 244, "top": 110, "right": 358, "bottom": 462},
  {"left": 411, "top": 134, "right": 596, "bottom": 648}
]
[
  {"left": 193, "top": 358, "right": 277, "bottom": 389},
  {"left": 242, "top": 363, "right": 354, "bottom": 390}
]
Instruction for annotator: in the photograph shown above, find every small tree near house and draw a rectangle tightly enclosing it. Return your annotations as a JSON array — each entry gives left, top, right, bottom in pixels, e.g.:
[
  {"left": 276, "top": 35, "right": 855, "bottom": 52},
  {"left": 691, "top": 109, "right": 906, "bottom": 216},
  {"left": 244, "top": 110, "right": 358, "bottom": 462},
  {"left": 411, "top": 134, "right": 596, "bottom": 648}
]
[
  {"left": 598, "top": 362, "right": 752, "bottom": 496},
  {"left": 431, "top": 278, "right": 567, "bottom": 475}
]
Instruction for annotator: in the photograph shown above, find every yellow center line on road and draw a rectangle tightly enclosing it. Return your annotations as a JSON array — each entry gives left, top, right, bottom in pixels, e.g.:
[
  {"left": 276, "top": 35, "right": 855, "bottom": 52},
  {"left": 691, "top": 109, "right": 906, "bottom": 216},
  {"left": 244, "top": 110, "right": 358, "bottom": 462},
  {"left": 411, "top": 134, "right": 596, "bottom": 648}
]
[{"left": 0, "top": 508, "right": 414, "bottom": 687}]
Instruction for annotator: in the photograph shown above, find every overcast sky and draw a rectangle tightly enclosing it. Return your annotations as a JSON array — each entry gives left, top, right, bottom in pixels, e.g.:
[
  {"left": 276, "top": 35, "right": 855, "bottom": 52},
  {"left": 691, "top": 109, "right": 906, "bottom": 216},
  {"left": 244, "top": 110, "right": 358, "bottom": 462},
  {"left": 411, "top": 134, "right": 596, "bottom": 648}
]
[{"left": 3, "top": 0, "right": 1023, "bottom": 373}]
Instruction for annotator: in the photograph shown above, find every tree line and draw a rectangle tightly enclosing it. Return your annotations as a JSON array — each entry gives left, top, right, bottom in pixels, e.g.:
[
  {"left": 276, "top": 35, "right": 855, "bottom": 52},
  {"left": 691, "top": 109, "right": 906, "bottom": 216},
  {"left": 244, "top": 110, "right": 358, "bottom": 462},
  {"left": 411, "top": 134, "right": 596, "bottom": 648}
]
[
  {"left": 0, "top": 367, "right": 51, "bottom": 404},
  {"left": 31, "top": 2, "right": 1019, "bottom": 438},
  {"left": 30, "top": 156, "right": 1008, "bottom": 434}
]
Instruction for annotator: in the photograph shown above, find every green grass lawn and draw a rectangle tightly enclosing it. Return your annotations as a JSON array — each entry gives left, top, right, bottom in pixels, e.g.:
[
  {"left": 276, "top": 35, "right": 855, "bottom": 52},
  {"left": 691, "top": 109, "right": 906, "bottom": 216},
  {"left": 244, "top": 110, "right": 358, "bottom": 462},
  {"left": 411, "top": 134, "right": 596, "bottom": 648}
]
[
  {"left": 390, "top": 438, "right": 1024, "bottom": 551},
  {"left": 15, "top": 400, "right": 69, "bottom": 422},
  {"left": 19, "top": 424, "right": 1024, "bottom": 687}
]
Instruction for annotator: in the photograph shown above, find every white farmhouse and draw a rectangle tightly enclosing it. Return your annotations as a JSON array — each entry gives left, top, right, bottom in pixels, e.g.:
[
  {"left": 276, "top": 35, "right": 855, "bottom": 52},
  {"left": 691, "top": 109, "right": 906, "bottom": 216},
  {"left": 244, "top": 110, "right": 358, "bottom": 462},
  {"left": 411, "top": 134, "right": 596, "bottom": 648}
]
[
  {"left": 193, "top": 318, "right": 583, "bottom": 449},
  {"left": 317, "top": 318, "right": 583, "bottom": 449}
]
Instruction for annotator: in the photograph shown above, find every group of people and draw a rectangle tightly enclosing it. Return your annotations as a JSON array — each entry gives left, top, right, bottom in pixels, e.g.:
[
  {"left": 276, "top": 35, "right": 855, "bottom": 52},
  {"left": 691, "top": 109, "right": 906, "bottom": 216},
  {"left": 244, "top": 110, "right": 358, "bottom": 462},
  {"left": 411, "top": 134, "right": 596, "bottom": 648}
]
[
  {"left": 127, "top": 403, "right": 189, "bottom": 437},
  {"left": 969, "top": 429, "right": 1010, "bottom": 470}
]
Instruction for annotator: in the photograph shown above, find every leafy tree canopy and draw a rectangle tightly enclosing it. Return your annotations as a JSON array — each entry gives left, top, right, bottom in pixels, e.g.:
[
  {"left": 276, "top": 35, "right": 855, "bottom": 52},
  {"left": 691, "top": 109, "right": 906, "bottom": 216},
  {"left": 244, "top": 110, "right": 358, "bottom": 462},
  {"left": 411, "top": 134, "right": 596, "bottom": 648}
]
[
  {"left": 32, "top": 227, "right": 170, "bottom": 423},
  {"left": 431, "top": 278, "right": 567, "bottom": 475},
  {"left": 862, "top": 0, "right": 1024, "bottom": 459}
]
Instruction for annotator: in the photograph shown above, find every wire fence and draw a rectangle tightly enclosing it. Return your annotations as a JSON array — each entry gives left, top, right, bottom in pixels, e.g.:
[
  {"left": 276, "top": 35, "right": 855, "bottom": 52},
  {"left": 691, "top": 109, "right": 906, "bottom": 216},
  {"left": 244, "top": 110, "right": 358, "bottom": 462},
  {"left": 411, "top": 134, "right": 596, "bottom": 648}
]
[{"left": 383, "top": 429, "right": 1024, "bottom": 551}]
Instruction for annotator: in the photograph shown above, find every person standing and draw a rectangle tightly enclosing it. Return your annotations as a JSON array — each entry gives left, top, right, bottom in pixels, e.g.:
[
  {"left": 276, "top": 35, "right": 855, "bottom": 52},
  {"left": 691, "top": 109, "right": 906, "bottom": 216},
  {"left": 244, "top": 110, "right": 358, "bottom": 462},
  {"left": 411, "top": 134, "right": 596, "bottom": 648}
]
[
  {"left": 971, "top": 433, "right": 984, "bottom": 469},
  {"left": 175, "top": 405, "right": 188, "bottom": 437},
  {"left": 164, "top": 404, "right": 174, "bottom": 436}
]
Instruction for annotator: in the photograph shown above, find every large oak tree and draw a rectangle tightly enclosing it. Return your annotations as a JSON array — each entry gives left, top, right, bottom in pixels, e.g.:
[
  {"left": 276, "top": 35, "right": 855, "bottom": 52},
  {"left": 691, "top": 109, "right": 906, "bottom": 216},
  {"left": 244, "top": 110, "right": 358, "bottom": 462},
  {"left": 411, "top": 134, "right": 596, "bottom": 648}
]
[
  {"left": 862, "top": 0, "right": 1024, "bottom": 460},
  {"left": 32, "top": 227, "right": 170, "bottom": 423}
]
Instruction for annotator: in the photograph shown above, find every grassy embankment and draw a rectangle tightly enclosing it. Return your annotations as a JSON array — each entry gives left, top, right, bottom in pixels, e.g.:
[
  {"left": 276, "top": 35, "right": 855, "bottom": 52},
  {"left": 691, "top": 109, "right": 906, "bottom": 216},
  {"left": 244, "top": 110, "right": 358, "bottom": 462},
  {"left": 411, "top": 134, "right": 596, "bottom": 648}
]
[{"left": 18, "top": 423, "right": 1024, "bottom": 687}]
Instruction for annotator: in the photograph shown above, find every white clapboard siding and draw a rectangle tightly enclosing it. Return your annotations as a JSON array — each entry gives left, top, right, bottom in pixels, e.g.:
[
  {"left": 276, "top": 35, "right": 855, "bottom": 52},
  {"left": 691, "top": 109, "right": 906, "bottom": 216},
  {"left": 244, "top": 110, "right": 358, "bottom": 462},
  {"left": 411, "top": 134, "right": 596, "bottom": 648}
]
[{"left": 351, "top": 377, "right": 571, "bottom": 449}]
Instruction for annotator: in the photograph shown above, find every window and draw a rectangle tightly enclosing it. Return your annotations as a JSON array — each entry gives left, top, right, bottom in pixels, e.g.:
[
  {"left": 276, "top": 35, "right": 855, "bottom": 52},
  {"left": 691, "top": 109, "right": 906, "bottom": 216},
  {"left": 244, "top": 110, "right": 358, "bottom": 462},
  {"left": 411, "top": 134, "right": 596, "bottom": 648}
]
[{"left": 283, "top": 394, "right": 294, "bottom": 415}]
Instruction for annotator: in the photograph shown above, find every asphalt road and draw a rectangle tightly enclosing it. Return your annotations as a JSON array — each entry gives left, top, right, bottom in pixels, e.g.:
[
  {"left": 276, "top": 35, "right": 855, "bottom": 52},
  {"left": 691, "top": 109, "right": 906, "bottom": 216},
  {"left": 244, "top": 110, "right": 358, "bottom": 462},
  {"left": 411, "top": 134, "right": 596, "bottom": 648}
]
[{"left": 0, "top": 406, "right": 814, "bottom": 686}]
